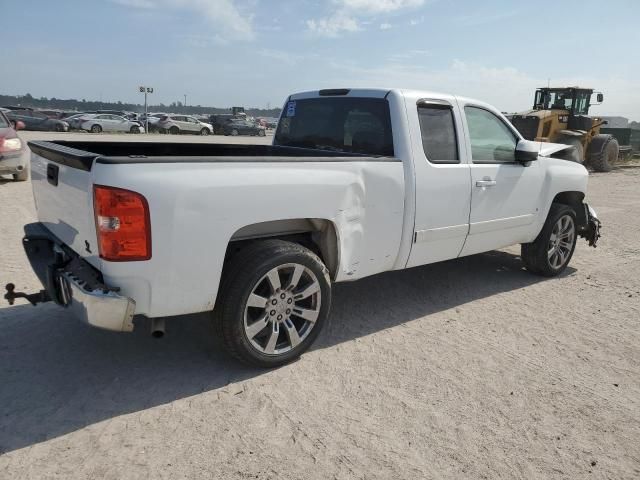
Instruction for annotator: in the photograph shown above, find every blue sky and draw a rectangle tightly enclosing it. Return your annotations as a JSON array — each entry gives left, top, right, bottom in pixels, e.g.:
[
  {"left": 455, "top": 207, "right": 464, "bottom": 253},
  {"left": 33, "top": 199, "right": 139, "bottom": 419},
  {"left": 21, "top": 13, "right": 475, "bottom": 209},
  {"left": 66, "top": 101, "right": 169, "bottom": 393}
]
[{"left": 3, "top": 0, "right": 639, "bottom": 118}]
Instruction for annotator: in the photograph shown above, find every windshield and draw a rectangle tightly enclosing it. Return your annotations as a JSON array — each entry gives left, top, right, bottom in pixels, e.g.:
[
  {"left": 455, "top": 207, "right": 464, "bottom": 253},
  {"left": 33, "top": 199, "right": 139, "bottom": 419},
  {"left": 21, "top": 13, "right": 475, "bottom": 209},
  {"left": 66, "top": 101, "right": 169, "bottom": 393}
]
[
  {"left": 274, "top": 97, "right": 394, "bottom": 156},
  {"left": 534, "top": 89, "right": 591, "bottom": 115}
]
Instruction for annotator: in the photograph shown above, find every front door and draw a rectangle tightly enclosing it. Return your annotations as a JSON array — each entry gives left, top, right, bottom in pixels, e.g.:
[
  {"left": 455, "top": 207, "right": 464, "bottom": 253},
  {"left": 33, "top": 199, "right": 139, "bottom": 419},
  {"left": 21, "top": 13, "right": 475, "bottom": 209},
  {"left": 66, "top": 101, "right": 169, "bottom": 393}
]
[
  {"left": 407, "top": 98, "right": 472, "bottom": 268},
  {"left": 459, "top": 104, "right": 545, "bottom": 257}
]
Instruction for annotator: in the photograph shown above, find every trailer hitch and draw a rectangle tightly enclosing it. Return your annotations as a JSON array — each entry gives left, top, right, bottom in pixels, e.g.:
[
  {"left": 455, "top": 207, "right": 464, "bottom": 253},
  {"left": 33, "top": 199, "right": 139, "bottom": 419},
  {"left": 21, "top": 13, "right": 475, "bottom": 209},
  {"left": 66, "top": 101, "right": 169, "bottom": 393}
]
[{"left": 4, "top": 283, "right": 51, "bottom": 306}]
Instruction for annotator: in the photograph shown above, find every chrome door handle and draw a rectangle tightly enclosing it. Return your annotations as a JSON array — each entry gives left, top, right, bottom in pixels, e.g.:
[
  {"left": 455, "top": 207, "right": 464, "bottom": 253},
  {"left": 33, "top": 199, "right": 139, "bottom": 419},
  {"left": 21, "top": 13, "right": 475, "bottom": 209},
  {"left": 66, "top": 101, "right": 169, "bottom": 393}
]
[{"left": 476, "top": 180, "right": 497, "bottom": 187}]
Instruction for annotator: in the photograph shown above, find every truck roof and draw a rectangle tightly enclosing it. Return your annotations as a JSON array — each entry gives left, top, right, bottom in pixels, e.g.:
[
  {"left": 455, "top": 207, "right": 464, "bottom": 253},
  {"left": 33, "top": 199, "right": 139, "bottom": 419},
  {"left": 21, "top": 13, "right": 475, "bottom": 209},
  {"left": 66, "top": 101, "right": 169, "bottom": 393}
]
[{"left": 288, "top": 88, "right": 498, "bottom": 113}]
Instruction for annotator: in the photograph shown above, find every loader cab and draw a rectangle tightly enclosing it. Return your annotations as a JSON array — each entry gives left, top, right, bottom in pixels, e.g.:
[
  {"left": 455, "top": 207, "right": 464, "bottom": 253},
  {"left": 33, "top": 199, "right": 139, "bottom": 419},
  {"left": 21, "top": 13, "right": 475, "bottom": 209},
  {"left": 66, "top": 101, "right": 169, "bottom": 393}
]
[{"left": 533, "top": 87, "right": 601, "bottom": 116}]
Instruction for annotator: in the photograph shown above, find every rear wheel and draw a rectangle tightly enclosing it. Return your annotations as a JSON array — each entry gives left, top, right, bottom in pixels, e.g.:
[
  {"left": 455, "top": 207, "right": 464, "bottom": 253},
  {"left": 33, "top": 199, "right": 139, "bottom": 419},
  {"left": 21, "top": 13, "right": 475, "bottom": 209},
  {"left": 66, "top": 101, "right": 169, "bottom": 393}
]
[
  {"left": 169, "top": 126, "right": 179, "bottom": 135},
  {"left": 231, "top": 129, "right": 239, "bottom": 136},
  {"left": 521, "top": 204, "right": 577, "bottom": 277},
  {"left": 91, "top": 124, "right": 102, "bottom": 133},
  {"left": 215, "top": 240, "right": 331, "bottom": 367},
  {"left": 258, "top": 129, "right": 266, "bottom": 137},
  {"left": 130, "top": 125, "right": 141, "bottom": 134},
  {"left": 54, "top": 123, "right": 64, "bottom": 132}
]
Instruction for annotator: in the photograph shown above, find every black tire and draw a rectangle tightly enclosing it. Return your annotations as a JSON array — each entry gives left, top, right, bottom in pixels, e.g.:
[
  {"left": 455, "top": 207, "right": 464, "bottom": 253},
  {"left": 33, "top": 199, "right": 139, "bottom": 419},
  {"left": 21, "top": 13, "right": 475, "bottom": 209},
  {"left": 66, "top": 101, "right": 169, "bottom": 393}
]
[
  {"left": 130, "top": 125, "right": 141, "bottom": 134},
  {"left": 588, "top": 134, "right": 618, "bottom": 172},
  {"left": 169, "top": 126, "right": 179, "bottom": 135},
  {"left": 521, "top": 204, "right": 578, "bottom": 277},
  {"left": 215, "top": 240, "right": 332, "bottom": 367},
  {"left": 200, "top": 128, "right": 209, "bottom": 136},
  {"left": 258, "top": 129, "right": 266, "bottom": 137},
  {"left": 54, "top": 123, "right": 64, "bottom": 132},
  {"left": 558, "top": 136, "right": 584, "bottom": 164},
  {"left": 13, "top": 170, "right": 28, "bottom": 182},
  {"left": 230, "top": 129, "right": 239, "bottom": 136},
  {"left": 91, "top": 124, "right": 102, "bottom": 133}
]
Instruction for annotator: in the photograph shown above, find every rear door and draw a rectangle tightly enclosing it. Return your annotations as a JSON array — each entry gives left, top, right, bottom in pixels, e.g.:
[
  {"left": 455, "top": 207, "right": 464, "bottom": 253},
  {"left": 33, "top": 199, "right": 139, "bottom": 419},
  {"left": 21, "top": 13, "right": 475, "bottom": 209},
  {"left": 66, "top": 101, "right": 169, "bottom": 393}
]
[{"left": 406, "top": 98, "right": 472, "bottom": 267}]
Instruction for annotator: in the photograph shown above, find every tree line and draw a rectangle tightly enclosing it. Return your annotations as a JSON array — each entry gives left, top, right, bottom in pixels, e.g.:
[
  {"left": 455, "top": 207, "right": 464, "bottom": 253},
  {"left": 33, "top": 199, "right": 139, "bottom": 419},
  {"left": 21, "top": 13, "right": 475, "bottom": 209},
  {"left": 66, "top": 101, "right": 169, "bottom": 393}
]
[{"left": 0, "top": 93, "right": 282, "bottom": 118}]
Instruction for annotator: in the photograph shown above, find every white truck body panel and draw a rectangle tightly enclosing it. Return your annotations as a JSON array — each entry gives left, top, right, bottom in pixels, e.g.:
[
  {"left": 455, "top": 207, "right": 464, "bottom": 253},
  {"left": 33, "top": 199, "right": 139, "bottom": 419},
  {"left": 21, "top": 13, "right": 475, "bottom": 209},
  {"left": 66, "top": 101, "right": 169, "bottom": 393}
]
[{"left": 27, "top": 87, "right": 592, "bottom": 324}]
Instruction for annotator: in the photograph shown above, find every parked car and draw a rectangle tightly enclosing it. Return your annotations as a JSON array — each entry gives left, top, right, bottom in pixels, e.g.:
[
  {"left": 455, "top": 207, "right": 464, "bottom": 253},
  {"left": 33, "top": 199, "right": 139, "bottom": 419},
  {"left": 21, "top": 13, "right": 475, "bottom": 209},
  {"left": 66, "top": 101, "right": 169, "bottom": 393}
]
[
  {"left": 0, "top": 110, "right": 28, "bottom": 181},
  {"left": 140, "top": 113, "right": 168, "bottom": 133},
  {"left": 5, "top": 109, "right": 69, "bottom": 132},
  {"left": 209, "top": 114, "right": 237, "bottom": 134},
  {"left": 80, "top": 114, "right": 144, "bottom": 134},
  {"left": 62, "top": 113, "right": 91, "bottom": 130},
  {"left": 157, "top": 115, "right": 213, "bottom": 135},
  {"left": 223, "top": 119, "right": 266, "bottom": 136},
  {"left": 14, "top": 88, "right": 601, "bottom": 367}
]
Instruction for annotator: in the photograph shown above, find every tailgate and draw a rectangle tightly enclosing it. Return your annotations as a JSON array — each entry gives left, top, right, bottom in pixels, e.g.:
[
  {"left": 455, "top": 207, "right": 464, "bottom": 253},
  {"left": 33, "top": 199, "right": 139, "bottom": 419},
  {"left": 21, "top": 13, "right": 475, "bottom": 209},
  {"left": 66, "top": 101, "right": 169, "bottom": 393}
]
[{"left": 28, "top": 141, "right": 100, "bottom": 267}]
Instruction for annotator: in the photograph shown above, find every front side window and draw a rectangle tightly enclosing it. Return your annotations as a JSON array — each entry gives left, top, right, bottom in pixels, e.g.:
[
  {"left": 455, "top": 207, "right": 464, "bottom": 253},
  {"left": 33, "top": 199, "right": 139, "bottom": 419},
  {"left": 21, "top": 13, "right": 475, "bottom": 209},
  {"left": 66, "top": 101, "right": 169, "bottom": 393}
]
[
  {"left": 465, "top": 106, "right": 517, "bottom": 163},
  {"left": 0, "top": 113, "right": 8, "bottom": 128},
  {"left": 275, "top": 97, "right": 394, "bottom": 156},
  {"left": 417, "top": 104, "right": 459, "bottom": 163}
]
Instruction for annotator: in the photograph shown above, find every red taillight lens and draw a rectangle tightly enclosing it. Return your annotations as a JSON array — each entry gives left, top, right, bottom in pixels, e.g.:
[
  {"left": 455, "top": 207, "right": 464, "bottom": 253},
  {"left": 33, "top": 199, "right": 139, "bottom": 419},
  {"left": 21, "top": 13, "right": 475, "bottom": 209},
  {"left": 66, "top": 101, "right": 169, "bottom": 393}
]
[{"left": 93, "top": 185, "right": 151, "bottom": 261}]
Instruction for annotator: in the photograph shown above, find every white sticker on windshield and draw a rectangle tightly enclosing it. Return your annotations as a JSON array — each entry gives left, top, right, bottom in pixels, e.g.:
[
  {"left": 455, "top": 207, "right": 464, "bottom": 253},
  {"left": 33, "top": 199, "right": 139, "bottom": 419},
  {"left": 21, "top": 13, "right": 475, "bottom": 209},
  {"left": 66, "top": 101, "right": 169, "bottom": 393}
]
[{"left": 286, "top": 101, "right": 296, "bottom": 117}]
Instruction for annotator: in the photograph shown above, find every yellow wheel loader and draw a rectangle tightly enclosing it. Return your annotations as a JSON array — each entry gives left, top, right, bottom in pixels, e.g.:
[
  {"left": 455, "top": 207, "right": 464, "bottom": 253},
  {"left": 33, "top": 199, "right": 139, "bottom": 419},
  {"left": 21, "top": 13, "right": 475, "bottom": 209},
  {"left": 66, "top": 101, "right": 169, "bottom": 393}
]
[{"left": 510, "top": 87, "right": 619, "bottom": 172}]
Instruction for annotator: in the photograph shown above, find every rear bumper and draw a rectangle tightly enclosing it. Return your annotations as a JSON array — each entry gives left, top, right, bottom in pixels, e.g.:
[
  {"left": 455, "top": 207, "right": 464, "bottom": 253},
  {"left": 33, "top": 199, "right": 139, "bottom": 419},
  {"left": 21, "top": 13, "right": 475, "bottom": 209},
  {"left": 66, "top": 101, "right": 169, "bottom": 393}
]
[{"left": 22, "top": 223, "right": 136, "bottom": 332}]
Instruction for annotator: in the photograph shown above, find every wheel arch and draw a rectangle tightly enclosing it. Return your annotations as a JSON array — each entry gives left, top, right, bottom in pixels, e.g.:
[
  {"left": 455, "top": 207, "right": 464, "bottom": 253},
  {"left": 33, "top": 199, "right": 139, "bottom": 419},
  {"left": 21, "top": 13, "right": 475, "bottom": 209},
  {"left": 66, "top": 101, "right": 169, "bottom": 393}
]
[
  {"left": 225, "top": 218, "right": 340, "bottom": 280},
  {"left": 551, "top": 191, "right": 587, "bottom": 228}
]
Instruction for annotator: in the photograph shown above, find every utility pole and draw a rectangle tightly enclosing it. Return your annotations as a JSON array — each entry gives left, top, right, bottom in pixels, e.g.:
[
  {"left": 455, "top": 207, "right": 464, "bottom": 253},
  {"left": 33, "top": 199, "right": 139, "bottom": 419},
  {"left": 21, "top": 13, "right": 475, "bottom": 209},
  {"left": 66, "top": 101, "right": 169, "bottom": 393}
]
[{"left": 139, "top": 85, "right": 154, "bottom": 133}]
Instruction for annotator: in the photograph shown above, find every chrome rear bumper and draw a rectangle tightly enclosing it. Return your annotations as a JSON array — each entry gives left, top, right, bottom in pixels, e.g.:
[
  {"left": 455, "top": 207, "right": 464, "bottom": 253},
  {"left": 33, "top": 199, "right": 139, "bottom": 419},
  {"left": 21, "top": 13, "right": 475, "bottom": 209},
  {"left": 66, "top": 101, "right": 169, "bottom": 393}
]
[{"left": 16, "top": 223, "right": 136, "bottom": 332}]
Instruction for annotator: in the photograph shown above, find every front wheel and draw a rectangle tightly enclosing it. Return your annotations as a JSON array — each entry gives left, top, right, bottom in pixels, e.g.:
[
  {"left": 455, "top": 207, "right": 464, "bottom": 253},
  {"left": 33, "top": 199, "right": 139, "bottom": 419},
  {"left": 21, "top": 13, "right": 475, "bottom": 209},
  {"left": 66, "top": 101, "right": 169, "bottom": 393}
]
[
  {"left": 230, "top": 129, "right": 239, "bottom": 136},
  {"left": 130, "top": 125, "right": 141, "bottom": 134},
  {"left": 91, "top": 124, "right": 102, "bottom": 133},
  {"left": 200, "top": 128, "right": 210, "bottom": 136},
  {"left": 258, "top": 129, "right": 266, "bottom": 137},
  {"left": 521, "top": 204, "right": 577, "bottom": 277},
  {"left": 215, "top": 240, "right": 331, "bottom": 367}
]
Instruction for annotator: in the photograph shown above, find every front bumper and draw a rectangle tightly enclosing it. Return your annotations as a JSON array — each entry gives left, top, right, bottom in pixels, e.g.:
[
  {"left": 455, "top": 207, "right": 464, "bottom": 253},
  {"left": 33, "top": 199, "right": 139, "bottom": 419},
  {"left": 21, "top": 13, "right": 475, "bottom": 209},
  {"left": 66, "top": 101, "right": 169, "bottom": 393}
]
[
  {"left": 18, "top": 223, "right": 135, "bottom": 332},
  {"left": 0, "top": 151, "right": 27, "bottom": 174}
]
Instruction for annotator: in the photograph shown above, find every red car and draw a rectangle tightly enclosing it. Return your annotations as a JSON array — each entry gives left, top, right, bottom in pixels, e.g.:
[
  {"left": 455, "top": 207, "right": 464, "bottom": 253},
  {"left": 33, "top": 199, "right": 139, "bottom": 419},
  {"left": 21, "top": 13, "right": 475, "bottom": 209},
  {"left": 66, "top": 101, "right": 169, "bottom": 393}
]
[{"left": 0, "top": 110, "right": 27, "bottom": 181}]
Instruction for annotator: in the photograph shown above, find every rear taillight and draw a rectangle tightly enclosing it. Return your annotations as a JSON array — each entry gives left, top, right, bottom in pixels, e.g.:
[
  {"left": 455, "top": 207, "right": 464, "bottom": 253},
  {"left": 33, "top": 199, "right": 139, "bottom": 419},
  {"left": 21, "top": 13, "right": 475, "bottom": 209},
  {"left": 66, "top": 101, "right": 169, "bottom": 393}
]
[
  {"left": 0, "top": 137, "right": 22, "bottom": 152},
  {"left": 93, "top": 185, "right": 151, "bottom": 261}
]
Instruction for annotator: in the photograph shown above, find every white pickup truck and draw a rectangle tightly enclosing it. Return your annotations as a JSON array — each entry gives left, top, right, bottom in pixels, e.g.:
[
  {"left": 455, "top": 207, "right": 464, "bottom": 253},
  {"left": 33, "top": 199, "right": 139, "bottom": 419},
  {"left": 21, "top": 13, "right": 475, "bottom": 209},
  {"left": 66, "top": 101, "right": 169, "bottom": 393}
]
[{"left": 7, "top": 88, "right": 601, "bottom": 367}]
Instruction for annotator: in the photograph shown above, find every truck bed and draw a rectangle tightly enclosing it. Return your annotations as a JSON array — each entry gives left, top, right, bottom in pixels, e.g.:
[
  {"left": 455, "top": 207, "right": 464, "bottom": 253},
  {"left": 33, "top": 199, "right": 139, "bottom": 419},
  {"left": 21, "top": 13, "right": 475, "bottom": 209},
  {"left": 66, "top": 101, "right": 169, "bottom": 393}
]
[{"left": 28, "top": 141, "right": 398, "bottom": 171}]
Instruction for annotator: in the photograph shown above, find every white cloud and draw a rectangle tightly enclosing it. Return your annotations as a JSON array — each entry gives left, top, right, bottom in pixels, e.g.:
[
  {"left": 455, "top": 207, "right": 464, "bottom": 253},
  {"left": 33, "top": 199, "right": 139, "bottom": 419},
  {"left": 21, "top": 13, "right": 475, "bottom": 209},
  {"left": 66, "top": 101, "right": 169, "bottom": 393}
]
[
  {"left": 409, "top": 15, "right": 424, "bottom": 25},
  {"left": 307, "top": 13, "right": 361, "bottom": 37},
  {"left": 308, "top": 0, "right": 424, "bottom": 37},
  {"left": 337, "top": 0, "right": 424, "bottom": 14},
  {"left": 258, "top": 48, "right": 307, "bottom": 65},
  {"left": 109, "top": 0, "right": 254, "bottom": 40}
]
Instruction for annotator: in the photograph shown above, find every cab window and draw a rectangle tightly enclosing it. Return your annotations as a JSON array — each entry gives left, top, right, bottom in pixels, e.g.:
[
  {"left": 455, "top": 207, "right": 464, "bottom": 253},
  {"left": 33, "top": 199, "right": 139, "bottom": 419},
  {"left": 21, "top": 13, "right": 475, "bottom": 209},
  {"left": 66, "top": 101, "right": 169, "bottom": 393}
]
[
  {"left": 464, "top": 106, "right": 517, "bottom": 163},
  {"left": 417, "top": 104, "right": 459, "bottom": 163}
]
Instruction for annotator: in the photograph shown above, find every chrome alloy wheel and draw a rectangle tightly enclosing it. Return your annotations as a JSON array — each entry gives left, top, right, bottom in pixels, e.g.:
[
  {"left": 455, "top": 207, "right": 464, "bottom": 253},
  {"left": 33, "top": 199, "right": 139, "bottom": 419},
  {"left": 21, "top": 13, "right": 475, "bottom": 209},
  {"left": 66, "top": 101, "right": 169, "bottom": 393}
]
[
  {"left": 243, "top": 263, "right": 321, "bottom": 355},
  {"left": 547, "top": 214, "right": 575, "bottom": 269}
]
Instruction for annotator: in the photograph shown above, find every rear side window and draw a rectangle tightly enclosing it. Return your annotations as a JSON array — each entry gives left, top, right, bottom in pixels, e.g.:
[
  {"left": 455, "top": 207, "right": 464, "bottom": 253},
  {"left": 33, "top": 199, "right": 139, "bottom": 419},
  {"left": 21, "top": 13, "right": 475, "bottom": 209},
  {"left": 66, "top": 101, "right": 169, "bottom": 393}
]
[
  {"left": 417, "top": 104, "right": 459, "bottom": 163},
  {"left": 275, "top": 97, "right": 394, "bottom": 156}
]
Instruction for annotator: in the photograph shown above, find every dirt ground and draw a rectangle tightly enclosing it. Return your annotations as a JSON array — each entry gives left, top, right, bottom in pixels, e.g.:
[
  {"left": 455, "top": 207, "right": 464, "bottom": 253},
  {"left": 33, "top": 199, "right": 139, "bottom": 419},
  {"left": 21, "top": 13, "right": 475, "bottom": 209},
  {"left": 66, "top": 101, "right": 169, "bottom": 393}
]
[{"left": 1, "top": 135, "right": 639, "bottom": 479}]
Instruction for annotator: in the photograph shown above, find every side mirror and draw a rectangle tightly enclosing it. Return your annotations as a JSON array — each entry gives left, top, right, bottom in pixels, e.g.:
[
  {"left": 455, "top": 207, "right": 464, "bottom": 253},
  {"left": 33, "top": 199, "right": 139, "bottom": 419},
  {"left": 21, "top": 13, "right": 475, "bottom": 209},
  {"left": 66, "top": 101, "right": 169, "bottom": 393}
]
[
  {"left": 515, "top": 140, "right": 539, "bottom": 163},
  {"left": 15, "top": 120, "right": 25, "bottom": 131},
  {"left": 596, "top": 93, "right": 604, "bottom": 103}
]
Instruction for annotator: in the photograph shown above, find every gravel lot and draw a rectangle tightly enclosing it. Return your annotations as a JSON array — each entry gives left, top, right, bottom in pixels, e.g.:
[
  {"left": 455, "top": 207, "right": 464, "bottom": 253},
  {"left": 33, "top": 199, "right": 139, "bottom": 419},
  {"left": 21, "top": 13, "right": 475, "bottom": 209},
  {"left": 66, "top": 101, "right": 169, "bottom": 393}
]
[{"left": 1, "top": 133, "right": 639, "bottom": 479}]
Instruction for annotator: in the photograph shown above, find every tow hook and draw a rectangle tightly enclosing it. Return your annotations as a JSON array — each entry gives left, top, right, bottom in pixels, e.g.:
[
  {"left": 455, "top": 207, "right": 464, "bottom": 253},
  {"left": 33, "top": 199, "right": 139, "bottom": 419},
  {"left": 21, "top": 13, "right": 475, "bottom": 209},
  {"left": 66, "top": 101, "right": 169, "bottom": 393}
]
[{"left": 4, "top": 283, "right": 51, "bottom": 306}]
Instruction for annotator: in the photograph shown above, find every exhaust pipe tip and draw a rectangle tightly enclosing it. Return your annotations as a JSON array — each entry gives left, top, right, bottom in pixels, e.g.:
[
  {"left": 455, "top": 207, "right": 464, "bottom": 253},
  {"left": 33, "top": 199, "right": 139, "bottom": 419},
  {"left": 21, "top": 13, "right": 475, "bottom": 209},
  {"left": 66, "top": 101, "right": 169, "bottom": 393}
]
[{"left": 150, "top": 318, "right": 165, "bottom": 338}]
